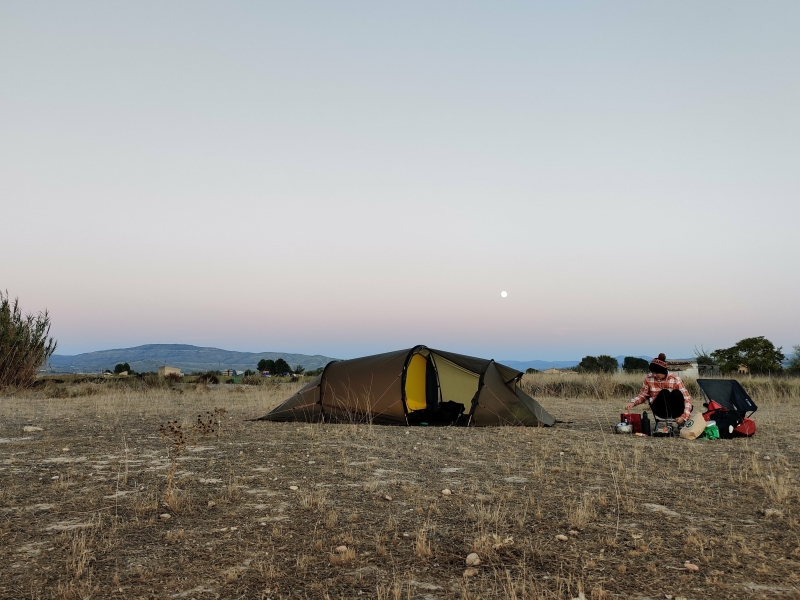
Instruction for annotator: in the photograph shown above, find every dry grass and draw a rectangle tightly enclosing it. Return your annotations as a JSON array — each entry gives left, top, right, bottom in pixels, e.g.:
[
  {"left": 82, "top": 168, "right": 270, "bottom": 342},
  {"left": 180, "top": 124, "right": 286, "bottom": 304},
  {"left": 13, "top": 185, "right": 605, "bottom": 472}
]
[
  {"left": 1, "top": 377, "right": 799, "bottom": 598},
  {"left": 521, "top": 370, "right": 800, "bottom": 400}
]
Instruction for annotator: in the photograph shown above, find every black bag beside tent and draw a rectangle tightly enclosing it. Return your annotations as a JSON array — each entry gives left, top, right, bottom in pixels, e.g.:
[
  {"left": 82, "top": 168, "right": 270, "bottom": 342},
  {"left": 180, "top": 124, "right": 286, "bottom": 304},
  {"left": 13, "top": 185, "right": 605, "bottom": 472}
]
[
  {"left": 406, "top": 400, "right": 466, "bottom": 426},
  {"left": 712, "top": 411, "right": 741, "bottom": 439}
]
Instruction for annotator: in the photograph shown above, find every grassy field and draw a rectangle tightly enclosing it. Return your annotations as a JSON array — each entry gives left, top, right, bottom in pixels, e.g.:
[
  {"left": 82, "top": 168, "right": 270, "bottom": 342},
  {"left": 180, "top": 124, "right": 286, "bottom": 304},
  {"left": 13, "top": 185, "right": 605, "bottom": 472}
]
[{"left": 1, "top": 376, "right": 798, "bottom": 599}]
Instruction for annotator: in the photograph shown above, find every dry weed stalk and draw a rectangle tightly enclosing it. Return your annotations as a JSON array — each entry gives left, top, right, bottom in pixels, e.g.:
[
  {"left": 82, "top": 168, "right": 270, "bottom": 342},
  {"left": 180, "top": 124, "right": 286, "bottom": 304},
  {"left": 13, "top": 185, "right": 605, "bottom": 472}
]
[
  {"left": 414, "top": 527, "right": 433, "bottom": 558},
  {"left": 761, "top": 473, "right": 795, "bottom": 504},
  {"left": 192, "top": 407, "right": 227, "bottom": 437},
  {"left": 158, "top": 420, "right": 186, "bottom": 497},
  {"left": 226, "top": 477, "right": 243, "bottom": 503},
  {"left": 53, "top": 471, "right": 72, "bottom": 491},
  {"left": 567, "top": 493, "right": 597, "bottom": 530},
  {"left": 158, "top": 406, "right": 228, "bottom": 500},
  {"left": 300, "top": 488, "right": 328, "bottom": 511},
  {"left": 324, "top": 510, "right": 339, "bottom": 529},
  {"left": 329, "top": 546, "right": 356, "bottom": 565},
  {"left": 67, "top": 529, "right": 94, "bottom": 580},
  {"left": 363, "top": 479, "right": 381, "bottom": 492}
]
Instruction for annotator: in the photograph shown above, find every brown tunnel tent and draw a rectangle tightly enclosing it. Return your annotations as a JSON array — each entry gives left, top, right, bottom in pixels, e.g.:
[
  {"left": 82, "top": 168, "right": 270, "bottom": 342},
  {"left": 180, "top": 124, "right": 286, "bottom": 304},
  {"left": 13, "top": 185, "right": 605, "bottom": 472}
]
[{"left": 258, "top": 346, "right": 555, "bottom": 427}]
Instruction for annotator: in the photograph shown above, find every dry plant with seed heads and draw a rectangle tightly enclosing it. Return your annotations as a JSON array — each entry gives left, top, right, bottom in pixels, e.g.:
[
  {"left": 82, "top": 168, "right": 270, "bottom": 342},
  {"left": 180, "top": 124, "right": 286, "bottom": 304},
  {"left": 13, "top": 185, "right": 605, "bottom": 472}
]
[
  {"left": 190, "top": 406, "right": 228, "bottom": 437},
  {"left": 158, "top": 406, "right": 228, "bottom": 499},
  {"left": 158, "top": 419, "right": 186, "bottom": 497},
  {"left": 193, "top": 411, "right": 217, "bottom": 436}
]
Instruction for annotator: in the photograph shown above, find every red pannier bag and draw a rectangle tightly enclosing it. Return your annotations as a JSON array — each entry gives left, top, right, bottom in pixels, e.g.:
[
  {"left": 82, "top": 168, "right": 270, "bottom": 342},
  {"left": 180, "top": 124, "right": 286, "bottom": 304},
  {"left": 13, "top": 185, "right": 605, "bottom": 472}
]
[{"left": 734, "top": 418, "right": 756, "bottom": 437}]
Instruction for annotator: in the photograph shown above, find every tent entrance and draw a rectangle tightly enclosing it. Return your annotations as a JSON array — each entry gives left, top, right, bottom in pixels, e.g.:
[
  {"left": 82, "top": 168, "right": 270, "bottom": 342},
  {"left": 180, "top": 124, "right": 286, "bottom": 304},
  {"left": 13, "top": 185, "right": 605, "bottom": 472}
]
[
  {"left": 404, "top": 349, "right": 476, "bottom": 425},
  {"left": 431, "top": 352, "right": 480, "bottom": 409}
]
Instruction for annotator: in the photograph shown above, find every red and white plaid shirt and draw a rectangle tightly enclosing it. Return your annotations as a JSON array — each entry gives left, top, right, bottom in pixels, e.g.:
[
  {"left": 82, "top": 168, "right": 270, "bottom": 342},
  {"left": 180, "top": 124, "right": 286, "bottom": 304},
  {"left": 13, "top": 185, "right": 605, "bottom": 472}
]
[{"left": 631, "top": 374, "right": 693, "bottom": 420}]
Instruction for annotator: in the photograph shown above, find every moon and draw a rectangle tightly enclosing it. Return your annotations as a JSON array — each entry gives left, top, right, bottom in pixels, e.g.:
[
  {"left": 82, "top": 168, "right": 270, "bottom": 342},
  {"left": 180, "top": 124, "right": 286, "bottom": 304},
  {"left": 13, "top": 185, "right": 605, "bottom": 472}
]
[{"left": 500, "top": 291, "right": 507, "bottom": 298}]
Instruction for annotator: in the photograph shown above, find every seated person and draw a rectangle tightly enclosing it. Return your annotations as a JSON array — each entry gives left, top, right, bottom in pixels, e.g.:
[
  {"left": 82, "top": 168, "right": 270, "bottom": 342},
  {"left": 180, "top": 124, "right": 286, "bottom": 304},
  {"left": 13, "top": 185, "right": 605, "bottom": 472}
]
[{"left": 624, "top": 353, "right": 693, "bottom": 425}]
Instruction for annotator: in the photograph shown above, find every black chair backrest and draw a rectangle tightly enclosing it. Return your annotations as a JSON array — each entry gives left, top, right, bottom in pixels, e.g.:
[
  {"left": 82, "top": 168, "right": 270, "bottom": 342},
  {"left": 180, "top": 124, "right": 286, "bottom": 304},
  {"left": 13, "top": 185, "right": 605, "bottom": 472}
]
[{"left": 697, "top": 379, "right": 757, "bottom": 417}]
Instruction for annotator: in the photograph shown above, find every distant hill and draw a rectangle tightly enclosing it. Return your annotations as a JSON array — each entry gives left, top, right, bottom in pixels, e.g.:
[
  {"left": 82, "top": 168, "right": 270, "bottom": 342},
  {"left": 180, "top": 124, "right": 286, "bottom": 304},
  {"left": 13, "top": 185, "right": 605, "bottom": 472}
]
[
  {"left": 46, "top": 344, "right": 338, "bottom": 374},
  {"left": 46, "top": 345, "right": 687, "bottom": 375},
  {"left": 501, "top": 356, "right": 654, "bottom": 372}
]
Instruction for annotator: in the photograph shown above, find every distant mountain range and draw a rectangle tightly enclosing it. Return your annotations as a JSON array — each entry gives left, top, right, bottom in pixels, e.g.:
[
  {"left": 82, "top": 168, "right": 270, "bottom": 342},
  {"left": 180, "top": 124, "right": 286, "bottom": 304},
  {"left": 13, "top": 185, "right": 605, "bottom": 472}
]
[
  {"left": 46, "top": 344, "right": 338, "bottom": 374},
  {"left": 45, "top": 344, "right": 694, "bottom": 375},
  {"left": 500, "top": 356, "right": 654, "bottom": 371}
]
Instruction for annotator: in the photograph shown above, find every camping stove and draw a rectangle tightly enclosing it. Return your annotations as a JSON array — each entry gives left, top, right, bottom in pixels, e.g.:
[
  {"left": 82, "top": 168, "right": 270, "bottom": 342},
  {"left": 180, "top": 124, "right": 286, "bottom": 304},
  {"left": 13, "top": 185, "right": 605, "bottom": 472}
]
[{"left": 652, "top": 423, "right": 674, "bottom": 437}]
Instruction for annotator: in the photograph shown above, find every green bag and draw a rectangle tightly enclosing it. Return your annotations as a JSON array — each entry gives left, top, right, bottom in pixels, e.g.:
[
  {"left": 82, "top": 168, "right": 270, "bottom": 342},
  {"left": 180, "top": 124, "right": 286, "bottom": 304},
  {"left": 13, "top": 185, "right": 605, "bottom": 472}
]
[{"left": 700, "top": 420, "right": 719, "bottom": 440}]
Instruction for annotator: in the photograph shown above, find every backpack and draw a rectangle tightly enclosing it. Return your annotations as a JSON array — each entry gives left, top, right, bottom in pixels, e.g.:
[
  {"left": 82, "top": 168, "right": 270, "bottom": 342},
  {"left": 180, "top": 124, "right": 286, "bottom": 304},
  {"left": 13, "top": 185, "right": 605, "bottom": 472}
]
[{"left": 710, "top": 411, "right": 742, "bottom": 439}]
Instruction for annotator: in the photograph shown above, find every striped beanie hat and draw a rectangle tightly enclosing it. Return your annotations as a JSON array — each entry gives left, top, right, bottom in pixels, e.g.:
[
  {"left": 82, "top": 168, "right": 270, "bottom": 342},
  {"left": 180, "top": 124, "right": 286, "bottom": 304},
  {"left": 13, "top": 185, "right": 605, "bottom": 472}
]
[{"left": 649, "top": 353, "right": 668, "bottom": 376}]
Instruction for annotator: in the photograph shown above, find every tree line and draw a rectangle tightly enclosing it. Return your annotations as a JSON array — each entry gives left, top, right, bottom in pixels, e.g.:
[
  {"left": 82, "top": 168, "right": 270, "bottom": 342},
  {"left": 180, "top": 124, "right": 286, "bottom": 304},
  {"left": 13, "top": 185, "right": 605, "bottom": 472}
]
[
  {"left": 701, "top": 336, "right": 796, "bottom": 375},
  {"left": 571, "top": 355, "right": 649, "bottom": 373},
  {"left": 256, "top": 358, "right": 323, "bottom": 377},
  {"left": 571, "top": 336, "right": 799, "bottom": 376}
]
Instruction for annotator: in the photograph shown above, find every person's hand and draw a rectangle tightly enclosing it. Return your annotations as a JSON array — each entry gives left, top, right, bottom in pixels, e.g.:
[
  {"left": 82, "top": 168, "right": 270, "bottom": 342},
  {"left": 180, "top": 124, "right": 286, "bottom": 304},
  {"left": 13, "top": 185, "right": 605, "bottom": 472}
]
[
  {"left": 624, "top": 402, "right": 634, "bottom": 410},
  {"left": 675, "top": 417, "right": 685, "bottom": 425}
]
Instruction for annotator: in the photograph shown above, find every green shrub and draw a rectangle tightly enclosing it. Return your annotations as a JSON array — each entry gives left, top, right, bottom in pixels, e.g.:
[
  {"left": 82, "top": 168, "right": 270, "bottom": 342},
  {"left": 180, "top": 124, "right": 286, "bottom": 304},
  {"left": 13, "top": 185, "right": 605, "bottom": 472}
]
[
  {"left": 0, "top": 291, "right": 57, "bottom": 388},
  {"left": 196, "top": 372, "right": 220, "bottom": 385},
  {"left": 575, "top": 355, "right": 618, "bottom": 374},
  {"left": 622, "top": 357, "right": 650, "bottom": 372}
]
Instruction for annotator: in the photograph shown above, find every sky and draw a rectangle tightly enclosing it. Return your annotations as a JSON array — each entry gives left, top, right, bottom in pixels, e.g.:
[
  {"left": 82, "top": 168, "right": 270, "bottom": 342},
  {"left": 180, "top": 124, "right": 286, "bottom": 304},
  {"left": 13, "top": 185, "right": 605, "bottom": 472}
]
[{"left": 2, "top": 2, "right": 798, "bottom": 360}]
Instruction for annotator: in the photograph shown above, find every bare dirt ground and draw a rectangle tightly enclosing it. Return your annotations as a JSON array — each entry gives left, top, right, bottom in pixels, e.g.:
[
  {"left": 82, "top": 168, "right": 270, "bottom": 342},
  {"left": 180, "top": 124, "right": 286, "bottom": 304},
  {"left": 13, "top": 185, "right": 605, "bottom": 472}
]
[{"left": 1, "top": 381, "right": 798, "bottom": 599}]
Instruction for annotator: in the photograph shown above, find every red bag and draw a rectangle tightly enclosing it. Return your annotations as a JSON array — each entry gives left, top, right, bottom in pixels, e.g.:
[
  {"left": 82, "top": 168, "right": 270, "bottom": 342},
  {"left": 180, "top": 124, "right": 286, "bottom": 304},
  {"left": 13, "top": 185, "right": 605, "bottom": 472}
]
[
  {"left": 620, "top": 413, "right": 641, "bottom": 434},
  {"left": 734, "top": 418, "right": 756, "bottom": 437}
]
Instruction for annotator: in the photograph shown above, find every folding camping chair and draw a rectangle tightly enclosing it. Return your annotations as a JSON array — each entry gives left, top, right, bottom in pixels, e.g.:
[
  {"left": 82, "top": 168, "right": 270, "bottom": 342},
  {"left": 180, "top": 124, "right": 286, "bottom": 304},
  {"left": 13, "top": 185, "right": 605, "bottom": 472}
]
[{"left": 696, "top": 379, "right": 758, "bottom": 437}]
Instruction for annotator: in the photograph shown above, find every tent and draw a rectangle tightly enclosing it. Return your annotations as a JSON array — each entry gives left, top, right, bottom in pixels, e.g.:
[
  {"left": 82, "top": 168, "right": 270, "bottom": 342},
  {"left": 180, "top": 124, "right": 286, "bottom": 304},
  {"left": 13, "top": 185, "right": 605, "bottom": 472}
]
[{"left": 258, "top": 345, "right": 555, "bottom": 427}]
